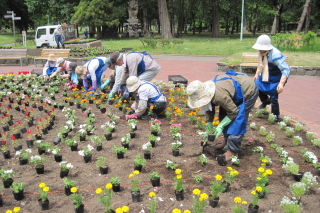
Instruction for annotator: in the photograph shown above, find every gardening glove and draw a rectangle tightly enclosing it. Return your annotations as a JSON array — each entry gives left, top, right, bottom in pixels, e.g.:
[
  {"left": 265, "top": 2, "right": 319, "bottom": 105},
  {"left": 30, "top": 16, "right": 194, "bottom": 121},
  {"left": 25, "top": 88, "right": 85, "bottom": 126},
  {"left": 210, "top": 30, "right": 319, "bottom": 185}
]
[
  {"left": 118, "top": 84, "right": 124, "bottom": 95},
  {"left": 108, "top": 92, "right": 114, "bottom": 101},
  {"left": 214, "top": 117, "right": 232, "bottom": 139},
  {"left": 123, "top": 88, "right": 130, "bottom": 99},
  {"left": 101, "top": 79, "right": 110, "bottom": 89}
]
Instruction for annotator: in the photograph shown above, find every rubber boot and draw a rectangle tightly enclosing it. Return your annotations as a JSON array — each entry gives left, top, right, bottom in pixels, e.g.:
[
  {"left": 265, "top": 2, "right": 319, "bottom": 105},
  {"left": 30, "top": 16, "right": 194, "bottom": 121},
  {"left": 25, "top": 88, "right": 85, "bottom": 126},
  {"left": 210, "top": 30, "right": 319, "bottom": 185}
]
[
  {"left": 62, "top": 45, "right": 65, "bottom": 49},
  {"left": 259, "top": 99, "right": 270, "bottom": 109},
  {"left": 57, "top": 45, "right": 60, "bottom": 49}
]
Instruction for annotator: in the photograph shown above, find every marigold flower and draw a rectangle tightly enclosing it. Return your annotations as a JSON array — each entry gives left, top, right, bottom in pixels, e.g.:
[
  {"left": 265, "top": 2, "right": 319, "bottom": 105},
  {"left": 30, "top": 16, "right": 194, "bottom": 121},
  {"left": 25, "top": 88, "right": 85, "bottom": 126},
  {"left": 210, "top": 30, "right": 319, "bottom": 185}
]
[
  {"left": 199, "top": 197, "right": 204, "bottom": 202},
  {"left": 70, "top": 187, "right": 78, "bottom": 193},
  {"left": 261, "top": 159, "right": 268, "bottom": 163},
  {"left": 133, "top": 170, "right": 140, "bottom": 175},
  {"left": 43, "top": 186, "right": 50, "bottom": 192},
  {"left": 115, "top": 208, "right": 123, "bottom": 213},
  {"left": 129, "top": 174, "right": 134, "bottom": 178},
  {"left": 261, "top": 163, "right": 266, "bottom": 166},
  {"left": 257, "top": 177, "right": 262, "bottom": 180},
  {"left": 196, "top": 117, "right": 201, "bottom": 121},
  {"left": 183, "top": 211, "right": 191, "bottom": 213},
  {"left": 266, "top": 169, "right": 273, "bottom": 175},
  {"left": 215, "top": 174, "right": 223, "bottom": 181},
  {"left": 258, "top": 167, "right": 265, "bottom": 173},
  {"left": 242, "top": 201, "right": 248, "bottom": 205},
  {"left": 200, "top": 193, "right": 209, "bottom": 200},
  {"left": 13, "top": 207, "right": 20, "bottom": 213},
  {"left": 106, "top": 183, "right": 113, "bottom": 189},
  {"left": 150, "top": 105, "right": 154, "bottom": 110},
  {"left": 149, "top": 192, "right": 156, "bottom": 197},
  {"left": 122, "top": 206, "right": 130, "bottom": 212},
  {"left": 95, "top": 188, "right": 103, "bottom": 194},
  {"left": 256, "top": 186, "right": 262, "bottom": 192},
  {"left": 262, "top": 172, "right": 268, "bottom": 177},
  {"left": 175, "top": 168, "right": 182, "bottom": 175},
  {"left": 234, "top": 197, "right": 242, "bottom": 203},
  {"left": 172, "top": 209, "right": 181, "bottom": 213},
  {"left": 227, "top": 167, "right": 233, "bottom": 171},
  {"left": 192, "top": 188, "right": 201, "bottom": 196},
  {"left": 6, "top": 210, "right": 12, "bottom": 213},
  {"left": 176, "top": 174, "right": 182, "bottom": 179},
  {"left": 39, "top": 182, "right": 46, "bottom": 188},
  {"left": 251, "top": 190, "right": 256, "bottom": 195}
]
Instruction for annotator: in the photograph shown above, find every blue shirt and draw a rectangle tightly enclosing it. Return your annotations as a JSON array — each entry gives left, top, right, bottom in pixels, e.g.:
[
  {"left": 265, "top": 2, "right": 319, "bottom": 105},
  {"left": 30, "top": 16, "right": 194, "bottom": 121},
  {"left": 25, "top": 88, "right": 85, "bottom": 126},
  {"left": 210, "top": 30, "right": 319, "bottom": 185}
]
[{"left": 268, "top": 47, "right": 290, "bottom": 77}]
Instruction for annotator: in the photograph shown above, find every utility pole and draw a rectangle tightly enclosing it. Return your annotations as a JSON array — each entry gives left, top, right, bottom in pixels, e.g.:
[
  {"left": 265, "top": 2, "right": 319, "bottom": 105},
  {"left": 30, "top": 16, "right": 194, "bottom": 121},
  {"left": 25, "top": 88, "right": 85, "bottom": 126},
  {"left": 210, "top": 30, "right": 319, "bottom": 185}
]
[{"left": 4, "top": 11, "right": 21, "bottom": 47}]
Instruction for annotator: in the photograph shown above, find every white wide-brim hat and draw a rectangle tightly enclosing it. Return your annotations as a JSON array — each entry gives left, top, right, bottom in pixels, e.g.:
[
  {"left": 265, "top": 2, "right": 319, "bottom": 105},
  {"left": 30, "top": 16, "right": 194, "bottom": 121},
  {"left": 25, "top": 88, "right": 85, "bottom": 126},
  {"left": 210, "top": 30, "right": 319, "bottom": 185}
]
[
  {"left": 126, "top": 76, "right": 141, "bottom": 92},
  {"left": 252, "top": 34, "right": 274, "bottom": 50},
  {"left": 187, "top": 80, "right": 216, "bottom": 109}
]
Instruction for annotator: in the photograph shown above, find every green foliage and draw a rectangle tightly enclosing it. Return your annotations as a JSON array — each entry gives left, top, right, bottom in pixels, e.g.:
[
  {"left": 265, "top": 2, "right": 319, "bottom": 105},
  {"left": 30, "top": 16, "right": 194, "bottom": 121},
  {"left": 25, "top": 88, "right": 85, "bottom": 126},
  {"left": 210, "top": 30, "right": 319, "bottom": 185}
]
[
  {"left": 110, "top": 177, "right": 120, "bottom": 185},
  {"left": 11, "top": 182, "right": 24, "bottom": 193},
  {"left": 158, "top": 39, "right": 171, "bottom": 47},
  {"left": 149, "top": 171, "right": 160, "bottom": 180},
  {"left": 63, "top": 178, "right": 75, "bottom": 188},
  {"left": 193, "top": 175, "right": 203, "bottom": 183},
  {"left": 96, "top": 156, "right": 107, "bottom": 169},
  {"left": 133, "top": 154, "right": 146, "bottom": 166}
]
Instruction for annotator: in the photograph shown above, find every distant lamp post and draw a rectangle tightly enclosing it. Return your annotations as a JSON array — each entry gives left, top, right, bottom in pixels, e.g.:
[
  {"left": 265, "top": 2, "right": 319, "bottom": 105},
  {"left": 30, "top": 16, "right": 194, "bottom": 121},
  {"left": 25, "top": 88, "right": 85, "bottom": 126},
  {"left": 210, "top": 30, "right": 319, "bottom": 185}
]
[{"left": 46, "top": 15, "right": 49, "bottom": 25}]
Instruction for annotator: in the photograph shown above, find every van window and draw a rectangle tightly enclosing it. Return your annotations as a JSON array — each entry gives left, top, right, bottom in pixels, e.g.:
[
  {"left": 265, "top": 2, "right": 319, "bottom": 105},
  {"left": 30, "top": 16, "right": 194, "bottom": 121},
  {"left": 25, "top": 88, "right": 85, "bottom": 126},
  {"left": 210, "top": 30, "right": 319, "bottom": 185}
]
[
  {"left": 37, "top": 28, "right": 46, "bottom": 39},
  {"left": 50, "top": 28, "right": 55, "bottom": 34}
]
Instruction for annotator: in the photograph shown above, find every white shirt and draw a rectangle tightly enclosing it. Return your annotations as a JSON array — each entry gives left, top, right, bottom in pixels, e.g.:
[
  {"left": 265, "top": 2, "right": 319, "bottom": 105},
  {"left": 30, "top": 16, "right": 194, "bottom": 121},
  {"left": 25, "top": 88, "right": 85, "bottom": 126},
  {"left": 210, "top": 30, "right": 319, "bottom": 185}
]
[
  {"left": 138, "top": 81, "right": 166, "bottom": 102},
  {"left": 42, "top": 61, "right": 57, "bottom": 76},
  {"left": 83, "top": 57, "right": 108, "bottom": 81},
  {"left": 111, "top": 65, "right": 125, "bottom": 94}
]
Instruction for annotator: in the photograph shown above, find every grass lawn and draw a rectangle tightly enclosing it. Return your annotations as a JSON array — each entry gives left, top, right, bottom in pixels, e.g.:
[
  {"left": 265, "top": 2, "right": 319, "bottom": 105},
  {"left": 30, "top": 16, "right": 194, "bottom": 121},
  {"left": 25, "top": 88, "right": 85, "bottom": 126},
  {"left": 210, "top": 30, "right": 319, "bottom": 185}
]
[{"left": 1, "top": 31, "right": 320, "bottom": 66}]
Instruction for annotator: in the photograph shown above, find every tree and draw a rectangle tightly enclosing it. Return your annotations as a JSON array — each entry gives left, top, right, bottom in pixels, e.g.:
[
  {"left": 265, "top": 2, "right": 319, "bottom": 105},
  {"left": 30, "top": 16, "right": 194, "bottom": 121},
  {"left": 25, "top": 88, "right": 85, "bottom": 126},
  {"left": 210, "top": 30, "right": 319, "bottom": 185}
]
[
  {"left": 296, "top": 0, "right": 311, "bottom": 33},
  {"left": 211, "top": 0, "right": 219, "bottom": 38},
  {"left": 158, "top": 0, "right": 173, "bottom": 38}
]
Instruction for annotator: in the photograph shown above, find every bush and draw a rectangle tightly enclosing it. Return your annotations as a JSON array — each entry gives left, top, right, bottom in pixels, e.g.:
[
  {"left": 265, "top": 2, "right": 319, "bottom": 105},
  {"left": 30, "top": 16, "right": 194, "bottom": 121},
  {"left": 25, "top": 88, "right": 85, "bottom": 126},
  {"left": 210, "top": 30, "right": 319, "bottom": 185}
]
[
  {"left": 140, "top": 38, "right": 157, "bottom": 48},
  {"left": 158, "top": 39, "right": 171, "bottom": 47}
]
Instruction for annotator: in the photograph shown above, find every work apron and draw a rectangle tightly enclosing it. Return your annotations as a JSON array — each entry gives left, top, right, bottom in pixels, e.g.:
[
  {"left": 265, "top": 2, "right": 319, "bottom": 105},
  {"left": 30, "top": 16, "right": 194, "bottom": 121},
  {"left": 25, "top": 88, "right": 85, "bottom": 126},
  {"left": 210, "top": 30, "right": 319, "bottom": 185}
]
[
  {"left": 256, "top": 61, "right": 282, "bottom": 98},
  {"left": 87, "top": 58, "right": 105, "bottom": 88},
  {"left": 213, "top": 70, "right": 247, "bottom": 135}
]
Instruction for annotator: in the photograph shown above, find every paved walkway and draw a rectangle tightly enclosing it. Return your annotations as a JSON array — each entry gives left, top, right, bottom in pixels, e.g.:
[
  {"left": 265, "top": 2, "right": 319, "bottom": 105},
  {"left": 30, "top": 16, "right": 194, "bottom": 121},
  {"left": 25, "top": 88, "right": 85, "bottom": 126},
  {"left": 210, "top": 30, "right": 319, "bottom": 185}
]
[{"left": 1, "top": 55, "right": 319, "bottom": 136}]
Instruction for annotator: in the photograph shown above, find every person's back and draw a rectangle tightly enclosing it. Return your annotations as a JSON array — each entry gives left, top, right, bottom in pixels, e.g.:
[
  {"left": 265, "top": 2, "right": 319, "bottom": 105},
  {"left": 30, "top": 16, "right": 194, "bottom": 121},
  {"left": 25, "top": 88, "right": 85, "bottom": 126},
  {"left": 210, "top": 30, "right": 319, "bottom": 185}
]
[{"left": 83, "top": 29, "right": 88, "bottom": 39}]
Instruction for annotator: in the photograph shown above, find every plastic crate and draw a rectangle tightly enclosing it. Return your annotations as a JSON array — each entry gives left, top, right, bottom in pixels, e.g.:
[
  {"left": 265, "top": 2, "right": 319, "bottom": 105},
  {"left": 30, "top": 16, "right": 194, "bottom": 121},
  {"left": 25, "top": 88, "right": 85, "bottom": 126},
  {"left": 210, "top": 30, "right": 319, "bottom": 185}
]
[{"left": 168, "top": 75, "right": 188, "bottom": 86}]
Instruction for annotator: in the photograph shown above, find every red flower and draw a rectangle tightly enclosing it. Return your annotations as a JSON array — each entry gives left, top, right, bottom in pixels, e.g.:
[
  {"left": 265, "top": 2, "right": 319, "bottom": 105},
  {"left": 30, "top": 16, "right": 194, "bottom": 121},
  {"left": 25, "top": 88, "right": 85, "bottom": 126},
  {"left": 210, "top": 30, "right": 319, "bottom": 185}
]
[
  {"left": 51, "top": 108, "right": 55, "bottom": 111},
  {"left": 1, "top": 140, "right": 6, "bottom": 145},
  {"left": 47, "top": 113, "right": 51, "bottom": 116},
  {"left": 17, "top": 121, "right": 22, "bottom": 125},
  {"left": 36, "top": 126, "right": 40, "bottom": 130},
  {"left": 13, "top": 124, "right": 17, "bottom": 128},
  {"left": 11, "top": 135, "right": 16, "bottom": 140},
  {"left": 25, "top": 113, "right": 29, "bottom": 117},
  {"left": 38, "top": 118, "right": 43, "bottom": 122},
  {"left": 7, "top": 106, "right": 11, "bottom": 110},
  {"left": 5, "top": 114, "right": 9, "bottom": 117},
  {"left": 27, "top": 129, "right": 32, "bottom": 134}
]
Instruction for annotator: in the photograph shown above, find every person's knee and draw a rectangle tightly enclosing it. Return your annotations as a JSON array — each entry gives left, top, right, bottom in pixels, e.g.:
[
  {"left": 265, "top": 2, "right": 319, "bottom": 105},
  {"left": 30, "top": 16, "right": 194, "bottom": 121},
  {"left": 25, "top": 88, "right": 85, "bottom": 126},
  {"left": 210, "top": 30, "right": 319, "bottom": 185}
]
[{"left": 226, "top": 135, "right": 244, "bottom": 153}]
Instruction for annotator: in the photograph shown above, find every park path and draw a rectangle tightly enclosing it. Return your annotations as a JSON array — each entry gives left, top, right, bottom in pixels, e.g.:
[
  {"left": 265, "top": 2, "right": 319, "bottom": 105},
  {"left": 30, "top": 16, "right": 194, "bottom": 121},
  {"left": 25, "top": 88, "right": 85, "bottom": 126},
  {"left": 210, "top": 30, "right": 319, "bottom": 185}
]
[{"left": 1, "top": 55, "right": 319, "bottom": 136}]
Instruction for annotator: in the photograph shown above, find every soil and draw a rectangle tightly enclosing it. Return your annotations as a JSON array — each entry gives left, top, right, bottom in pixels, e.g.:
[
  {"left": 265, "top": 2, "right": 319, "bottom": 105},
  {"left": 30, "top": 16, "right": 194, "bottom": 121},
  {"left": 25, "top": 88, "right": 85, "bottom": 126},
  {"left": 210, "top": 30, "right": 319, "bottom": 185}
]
[{"left": 0, "top": 81, "right": 320, "bottom": 213}]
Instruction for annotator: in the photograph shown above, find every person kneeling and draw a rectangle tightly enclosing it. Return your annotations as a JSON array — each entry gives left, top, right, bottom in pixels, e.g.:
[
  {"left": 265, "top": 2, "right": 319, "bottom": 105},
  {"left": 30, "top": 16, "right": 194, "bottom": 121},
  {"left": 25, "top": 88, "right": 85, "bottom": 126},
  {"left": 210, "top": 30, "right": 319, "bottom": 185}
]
[{"left": 125, "top": 76, "right": 167, "bottom": 120}]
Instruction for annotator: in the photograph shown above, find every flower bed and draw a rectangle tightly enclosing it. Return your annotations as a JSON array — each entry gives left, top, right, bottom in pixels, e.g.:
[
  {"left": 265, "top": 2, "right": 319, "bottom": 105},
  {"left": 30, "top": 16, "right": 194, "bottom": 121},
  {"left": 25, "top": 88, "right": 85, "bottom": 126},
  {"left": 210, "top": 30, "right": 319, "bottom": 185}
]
[{"left": 0, "top": 73, "right": 319, "bottom": 212}]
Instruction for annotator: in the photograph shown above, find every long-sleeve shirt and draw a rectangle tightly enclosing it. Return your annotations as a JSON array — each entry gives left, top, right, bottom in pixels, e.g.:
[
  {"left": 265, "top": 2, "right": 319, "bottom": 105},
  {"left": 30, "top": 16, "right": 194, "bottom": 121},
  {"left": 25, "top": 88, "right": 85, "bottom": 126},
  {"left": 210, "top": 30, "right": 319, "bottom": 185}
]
[
  {"left": 82, "top": 57, "right": 108, "bottom": 81},
  {"left": 268, "top": 48, "right": 291, "bottom": 77},
  {"left": 120, "top": 53, "right": 161, "bottom": 84},
  {"left": 56, "top": 61, "right": 71, "bottom": 74},
  {"left": 42, "top": 61, "right": 57, "bottom": 76},
  {"left": 206, "top": 73, "right": 256, "bottom": 121},
  {"left": 111, "top": 65, "right": 125, "bottom": 94}
]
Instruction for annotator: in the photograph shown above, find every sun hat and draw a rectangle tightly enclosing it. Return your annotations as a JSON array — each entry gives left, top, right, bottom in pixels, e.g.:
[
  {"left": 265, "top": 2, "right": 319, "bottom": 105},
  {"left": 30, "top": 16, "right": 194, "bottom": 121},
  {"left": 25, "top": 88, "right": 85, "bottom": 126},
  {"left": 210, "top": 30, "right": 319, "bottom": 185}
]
[
  {"left": 47, "top": 54, "right": 56, "bottom": 61},
  {"left": 186, "top": 80, "right": 216, "bottom": 109},
  {"left": 67, "top": 62, "right": 78, "bottom": 72},
  {"left": 75, "top": 66, "right": 88, "bottom": 79},
  {"left": 56, "top": 58, "right": 65, "bottom": 66},
  {"left": 126, "top": 76, "right": 141, "bottom": 92},
  {"left": 252, "top": 34, "right": 274, "bottom": 50}
]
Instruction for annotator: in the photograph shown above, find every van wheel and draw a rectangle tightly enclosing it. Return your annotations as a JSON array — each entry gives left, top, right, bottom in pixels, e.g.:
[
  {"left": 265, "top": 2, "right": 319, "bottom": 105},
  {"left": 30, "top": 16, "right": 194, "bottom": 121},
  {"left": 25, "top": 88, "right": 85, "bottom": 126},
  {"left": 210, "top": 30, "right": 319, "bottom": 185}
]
[{"left": 41, "top": 44, "right": 49, "bottom": 49}]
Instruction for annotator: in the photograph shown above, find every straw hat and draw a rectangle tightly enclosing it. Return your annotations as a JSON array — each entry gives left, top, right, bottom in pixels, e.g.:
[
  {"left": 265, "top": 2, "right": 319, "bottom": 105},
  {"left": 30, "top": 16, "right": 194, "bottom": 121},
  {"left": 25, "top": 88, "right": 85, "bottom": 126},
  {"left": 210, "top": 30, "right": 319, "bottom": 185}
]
[
  {"left": 186, "top": 80, "right": 216, "bottom": 109},
  {"left": 47, "top": 54, "right": 56, "bottom": 61},
  {"left": 75, "top": 66, "right": 88, "bottom": 79},
  {"left": 126, "top": 76, "right": 141, "bottom": 92}
]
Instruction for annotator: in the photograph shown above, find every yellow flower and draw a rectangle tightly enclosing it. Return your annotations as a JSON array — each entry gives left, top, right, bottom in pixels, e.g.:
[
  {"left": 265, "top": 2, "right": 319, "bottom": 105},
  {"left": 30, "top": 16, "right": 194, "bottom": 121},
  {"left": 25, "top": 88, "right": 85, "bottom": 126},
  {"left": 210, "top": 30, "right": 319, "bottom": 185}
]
[
  {"left": 175, "top": 168, "right": 182, "bottom": 175},
  {"left": 242, "top": 201, "right": 248, "bottom": 205},
  {"left": 262, "top": 173, "right": 268, "bottom": 177},
  {"left": 215, "top": 174, "right": 223, "bottom": 181},
  {"left": 266, "top": 169, "right": 273, "bottom": 175},
  {"left": 176, "top": 174, "right": 182, "bottom": 179},
  {"left": 133, "top": 170, "right": 140, "bottom": 175},
  {"left": 251, "top": 190, "right": 256, "bottom": 195},
  {"left": 95, "top": 188, "right": 103, "bottom": 194},
  {"left": 43, "top": 186, "right": 50, "bottom": 192},
  {"left": 172, "top": 208, "right": 181, "bottom": 213},
  {"left": 150, "top": 105, "right": 154, "bottom": 110},
  {"left": 115, "top": 208, "right": 123, "bottom": 213},
  {"left": 233, "top": 170, "right": 239, "bottom": 175},
  {"left": 149, "top": 192, "right": 156, "bottom": 197},
  {"left": 256, "top": 186, "right": 263, "bottom": 192},
  {"left": 261, "top": 163, "right": 266, "bottom": 166},
  {"left": 71, "top": 187, "right": 78, "bottom": 193},
  {"left": 13, "top": 207, "right": 21, "bottom": 213},
  {"left": 258, "top": 167, "right": 265, "bottom": 173},
  {"left": 6, "top": 210, "right": 12, "bottom": 213},
  {"left": 234, "top": 197, "right": 242, "bottom": 203},
  {"left": 106, "top": 183, "right": 113, "bottom": 189},
  {"left": 192, "top": 188, "right": 201, "bottom": 196},
  {"left": 227, "top": 167, "right": 233, "bottom": 171},
  {"left": 39, "top": 182, "right": 46, "bottom": 188},
  {"left": 257, "top": 177, "right": 262, "bottom": 180},
  {"left": 199, "top": 197, "right": 204, "bottom": 202},
  {"left": 122, "top": 206, "right": 130, "bottom": 212},
  {"left": 262, "top": 159, "right": 268, "bottom": 163},
  {"left": 183, "top": 210, "right": 191, "bottom": 213},
  {"left": 200, "top": 193, "right": 209, "bottom": 200},
  {"left": 129, "top": 173, "right": 134, "bottom": 178}
]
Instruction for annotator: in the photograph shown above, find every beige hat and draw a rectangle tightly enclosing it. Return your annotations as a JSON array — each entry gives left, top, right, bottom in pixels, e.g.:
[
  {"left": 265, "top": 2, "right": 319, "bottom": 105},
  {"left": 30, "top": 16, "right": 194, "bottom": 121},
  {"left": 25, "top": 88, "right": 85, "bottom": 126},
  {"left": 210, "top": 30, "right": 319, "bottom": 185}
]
[
  {"left": 186, "top": 80, "right": 216, "bottom": 109},
  {"left": 126, "top": 76, "right": 141, "bottom": 92},
  {"left": 75, "top": 66, "right": 88, "bottom": 79},
  {"left": 47, "top": 54, "right": 56, "bottom": 61}
]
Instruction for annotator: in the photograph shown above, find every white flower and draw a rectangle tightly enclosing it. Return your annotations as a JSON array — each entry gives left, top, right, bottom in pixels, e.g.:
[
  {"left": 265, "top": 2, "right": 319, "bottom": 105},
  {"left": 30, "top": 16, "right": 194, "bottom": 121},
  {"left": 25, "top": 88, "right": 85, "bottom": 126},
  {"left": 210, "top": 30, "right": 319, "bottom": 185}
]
[
  {"left": 101, "top": 125, "right": 106, "bottom": 129},
  {"left": 257, "top": 146, "right": 263, "bottom": 152},
  {"left": 166, "top": 160, "right": 173, "bottom": 164},
  {"left": 15, "top": 151, "right": 21, "bottom": 156},
  {"left": 35, "top": 140, "right": 42, "bottom": 144},
  {"left": 26, "top": 149, "right": 32, "bottom": 153},
  {"left": 52, "top": 150, "right": 57, "bottom": 155},
  {"left": 4, "top": 169, "right": 13, "bottom": 174},
  {"left": 79, "top": 124, "right": 86, "bottom": 128},
  {"left": 231, "top": 158, "right": 237, "bottom": 162},
  {"left": 64, "top": 125, "right": 69, "bottom": 130},
  {"left": 31, "top": 155, "right": 41, "bottom": 160},
  {"left": 59, "top": 161, "right": 67, "bottom": 166},
  {"left": 87, "top": 144, "right": 94, "bottom": 151},
  {"left": 66, "top": 163, "right": 74, "bottom": 169},
  {"left": 156, "top": 137, "right": 161, "bottom": 141},
  {"left": 78, "top": 129, "right": 86, "bottom": 134},
  {"left": 78, "top": 150, "right": 85, "bottom": 156},
  {"left": 142, "top": 142, "right": 151, "bottom": 150}
]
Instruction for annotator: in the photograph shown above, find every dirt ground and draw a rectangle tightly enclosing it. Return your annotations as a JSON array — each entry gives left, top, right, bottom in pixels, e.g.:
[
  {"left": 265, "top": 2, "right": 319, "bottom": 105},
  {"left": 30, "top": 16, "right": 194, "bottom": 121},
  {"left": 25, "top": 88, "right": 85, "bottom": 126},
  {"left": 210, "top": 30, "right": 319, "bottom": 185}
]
[{"left": 0, "top": 81, "right": 319, "bottom": 213}]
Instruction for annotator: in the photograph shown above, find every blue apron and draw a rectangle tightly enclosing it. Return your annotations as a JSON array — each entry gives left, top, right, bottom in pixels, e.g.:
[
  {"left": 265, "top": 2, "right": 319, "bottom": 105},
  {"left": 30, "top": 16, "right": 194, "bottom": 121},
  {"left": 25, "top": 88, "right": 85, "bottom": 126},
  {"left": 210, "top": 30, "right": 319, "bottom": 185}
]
[
  {"left": 127, "top": 52, "right": 153, "bottom": 76},
  {"left": 141, "top": 82, "right": 162, "bottom": 102},
  {"left": 87, "top": 58, "right": 105, "bottom": 88},
  {"left": 256, "top": 60, "right": 282, "bottom": 98},
  {"left": 213, "top": 70, "right": 247, "bottom": 135}
]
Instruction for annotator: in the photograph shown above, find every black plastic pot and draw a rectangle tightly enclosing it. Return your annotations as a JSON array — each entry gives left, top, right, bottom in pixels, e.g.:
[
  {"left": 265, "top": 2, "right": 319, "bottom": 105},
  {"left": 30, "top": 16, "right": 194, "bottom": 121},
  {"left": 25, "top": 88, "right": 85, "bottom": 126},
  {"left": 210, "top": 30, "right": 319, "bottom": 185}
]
[
  {"left": 36, "top": 165, "right": 45, "bottom": 174},
  {"left": 150, "top": 178, "right": 160, "bottom": 187},
  {"left": 131, "top": 191, "right": 141, "bottom": 203},
  {"left": 99, "top": 166, "right": 108, "bottom": 175},
  {"left": 38, "top": 198, "right": 49, "bottom": 210},
  {"left": 54, "top": 155, "right": 62, "bottom": 162},
  {"left": 74, "top": 203, "right": 84, "bottom": 213},
  {"left": 112, "top": 184, "right": 121, "bottom": 192},
  {"left": 217, "top": 154, "right": 227, "bottom": 166},
  {"left": 83, "top": 154, "right": 92, "bottom": 163},
  {"left": 19, "top": 158, "right": 28, "bottom": 165},
  {"left": 26, "top": 140, "right": 34, "bottom": 148},
  {"left": 172, "top": 149, "right": 180, "bottom": 157},
  {"left": 209, "top": 196, "right": 219, "bottom": 208},
  {"left": 144, "top": 152, "right": 151, "bottom": 159},
  {"left": 293, "top": 172, "right": 304, "bottom": 182},
  {"left": 105, "top": 133, "right": 112, "bottom": 141},
  {"left": 248, "top": 203, "right": 259, "bottom": 213},
  {"left": 60, "top": 169, "right": 69, "bottom": 178},
  {"left": 3, "top": 151, "right": 11, "bottom": 159},
  {"left": 96, "top": 145, "right": 102, "bottom": 151},
  {"left": 175, "top": 190, "right": 184, "bottom": 201},
  {"left": 13, "top": 189, "right": 24, "bottom": 201},
  {"left": 117, "top": 153, "right": 124, "bottom": 159},
  {"left": 134, "top": 164, "right": 143, "bottom": 172},
  {"left": 3, "top": 178, "right": 14, "bottom": 188},
  {"left": 71, "top": 144, "right": 78, "bottom": 151}
]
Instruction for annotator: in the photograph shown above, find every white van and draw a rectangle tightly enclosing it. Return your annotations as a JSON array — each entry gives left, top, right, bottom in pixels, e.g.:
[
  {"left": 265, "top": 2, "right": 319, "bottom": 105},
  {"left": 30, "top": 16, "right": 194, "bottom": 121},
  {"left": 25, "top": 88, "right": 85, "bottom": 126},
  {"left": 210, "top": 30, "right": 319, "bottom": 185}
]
[{"left": 35, "top": 24, "right": 76, "bottom": 48}]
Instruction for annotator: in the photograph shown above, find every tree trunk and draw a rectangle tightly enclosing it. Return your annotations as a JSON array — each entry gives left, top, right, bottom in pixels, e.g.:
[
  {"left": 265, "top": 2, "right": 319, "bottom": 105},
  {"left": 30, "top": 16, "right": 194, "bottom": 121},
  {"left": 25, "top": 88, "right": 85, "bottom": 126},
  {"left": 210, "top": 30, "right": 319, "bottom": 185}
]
[
  {"left": 297, "top": 0, "right": 311, "bottom": 33},
  {"left": 158, "top": 0, "right": 173, "bottom": 38},
  {"left": 211, "top": 0, "right": 220, "bottom": 38},
  {"left": 96, "top": 26, "right": 102, "bottom": 40},
  {"left": 252, "top": 5, "right": 259, "bottom": 35},
  {"left": 177, "top": 0, "right": 183, "bottom": 38},
  {"left": 142, "top": 2, "right": 151, "bottom": 37},
  {"left": 243, "top": 14, "right": 248, "bottom": 33},
  {"left": 271, "top": 4, "right": 282, "bottom": 34},
  {"left": 304, "top": 1, "right": 311, "bottom": 34},
  {"left": 225, "top": 11, "right": 229, "bottom": 35}
]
